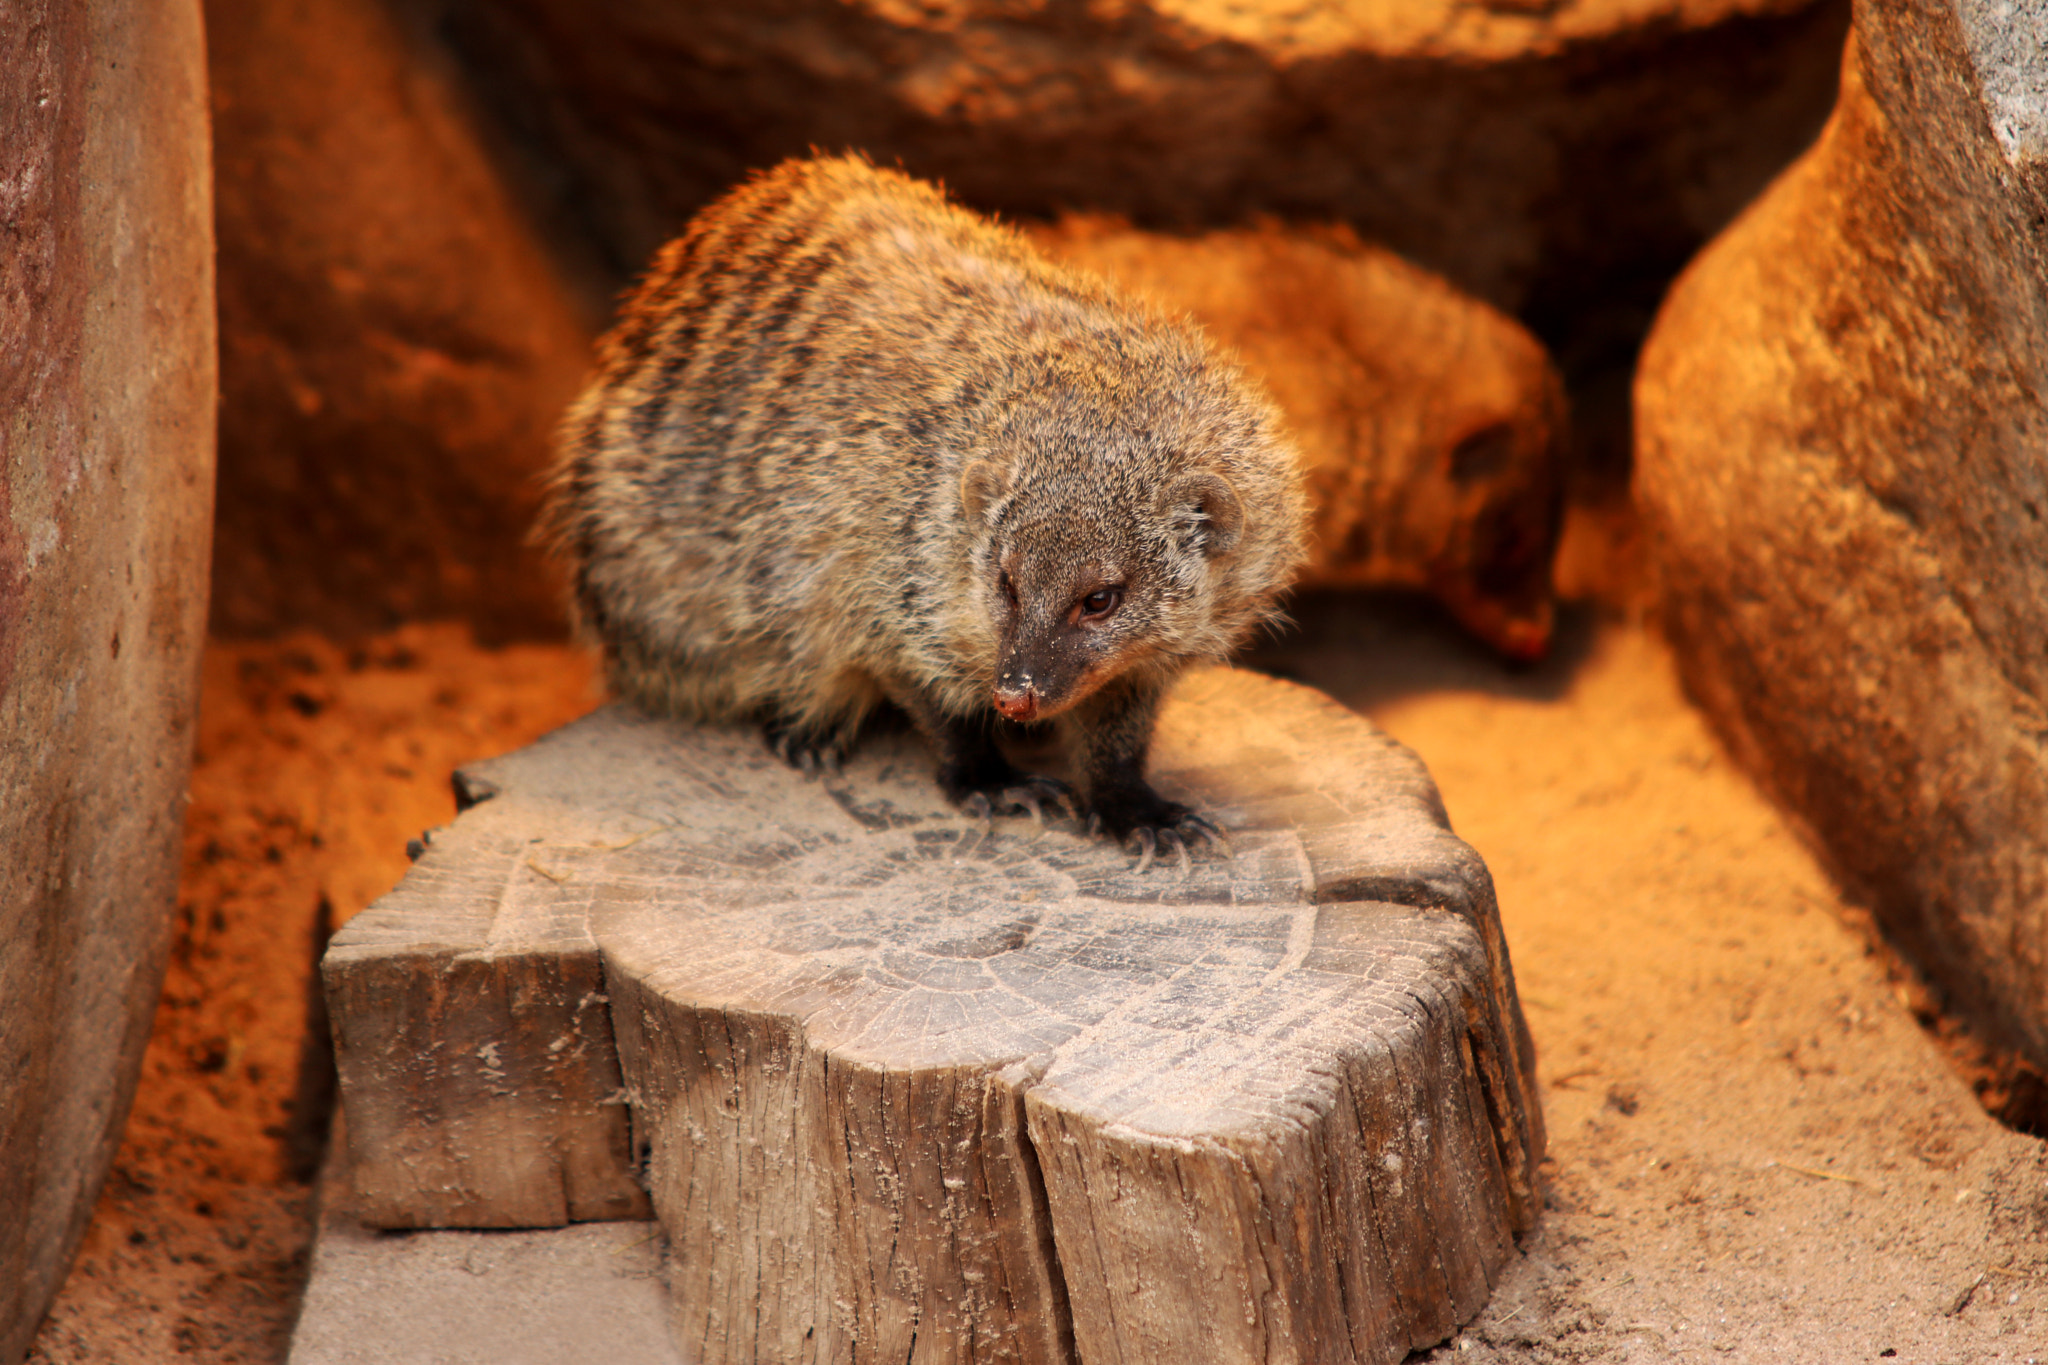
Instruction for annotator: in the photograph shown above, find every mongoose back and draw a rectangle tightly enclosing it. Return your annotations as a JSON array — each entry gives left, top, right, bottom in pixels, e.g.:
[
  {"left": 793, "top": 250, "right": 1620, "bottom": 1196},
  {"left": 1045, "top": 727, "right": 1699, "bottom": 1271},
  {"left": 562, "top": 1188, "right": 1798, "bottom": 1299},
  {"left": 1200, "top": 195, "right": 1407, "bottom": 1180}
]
[{"left": 541, "top": 154, "right": 1308, "bottom": 861}]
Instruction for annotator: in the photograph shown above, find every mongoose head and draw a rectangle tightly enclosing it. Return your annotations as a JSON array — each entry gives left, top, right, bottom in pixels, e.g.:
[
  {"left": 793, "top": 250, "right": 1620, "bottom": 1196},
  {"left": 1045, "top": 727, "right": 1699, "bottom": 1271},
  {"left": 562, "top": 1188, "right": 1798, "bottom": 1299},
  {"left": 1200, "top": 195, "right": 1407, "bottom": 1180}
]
[
  {"left": 966, "top": 464, "right": 1246, "bottom": 722},
  {"left": 1033, "top": 218, "right": 1565, "bottom": 663},
  {"left": 957, "top": 345, "right": 1305, "bottom": 723}
]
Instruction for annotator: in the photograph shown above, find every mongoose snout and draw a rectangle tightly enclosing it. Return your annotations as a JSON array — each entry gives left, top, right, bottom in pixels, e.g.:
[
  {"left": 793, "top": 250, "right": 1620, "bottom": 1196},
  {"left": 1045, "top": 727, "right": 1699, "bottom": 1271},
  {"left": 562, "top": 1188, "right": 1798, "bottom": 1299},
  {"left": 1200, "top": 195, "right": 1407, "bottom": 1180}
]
[
  {"left": 988, "top": 544, "right": 1130, "bottom": 723},
  {"left": 540, "top": 153, "right": 1308, "bottom": 867}
]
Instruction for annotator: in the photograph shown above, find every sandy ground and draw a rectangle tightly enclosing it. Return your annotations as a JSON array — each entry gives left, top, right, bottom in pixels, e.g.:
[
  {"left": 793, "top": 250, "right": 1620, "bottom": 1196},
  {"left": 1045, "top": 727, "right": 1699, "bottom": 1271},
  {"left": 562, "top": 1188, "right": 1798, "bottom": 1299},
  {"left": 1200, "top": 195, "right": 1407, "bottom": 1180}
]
[
  {"left": 1259, "top": 593, "right": 2048, "bottom": 1363},
  {"left": 25, "top": 569, "right": 2048, "bottom": 1362},
  {"left": 26, "top": 626, "right": 601, "bottom": 1365}
]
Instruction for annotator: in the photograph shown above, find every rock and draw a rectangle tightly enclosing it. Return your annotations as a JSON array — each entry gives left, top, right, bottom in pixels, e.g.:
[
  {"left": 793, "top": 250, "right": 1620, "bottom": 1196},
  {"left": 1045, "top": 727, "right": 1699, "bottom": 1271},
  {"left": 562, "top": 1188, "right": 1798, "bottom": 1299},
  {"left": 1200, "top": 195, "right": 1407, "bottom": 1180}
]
[
  {"left": 425, "top": 0, "right": 1849, "bottom": 328},
  {"left": 0, "top": 2, "right": 215, "bottom": 1358},
  {"left": 325, "top": 669, "right": 1543, "bottom": 1363},
  {"left": 1635, "top": 1, "right": 2048, "bottom": 1071},
  {"left": 206, "top": 0, "right": 597, "bottom": 641},
  {"left": 202, "top": 0, "right": 1846, "bottom": 645},
  {"left": 1036, "top": 219, "right": 1566, "bottom": 660}
]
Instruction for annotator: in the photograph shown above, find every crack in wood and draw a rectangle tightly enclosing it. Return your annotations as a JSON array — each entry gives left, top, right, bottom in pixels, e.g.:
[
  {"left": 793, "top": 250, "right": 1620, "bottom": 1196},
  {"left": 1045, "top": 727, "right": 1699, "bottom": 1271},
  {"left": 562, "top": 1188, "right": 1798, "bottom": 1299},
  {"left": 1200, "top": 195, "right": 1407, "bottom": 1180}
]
[{"left": 327, "top": 668, "right": 1543, "bottom": 1363}]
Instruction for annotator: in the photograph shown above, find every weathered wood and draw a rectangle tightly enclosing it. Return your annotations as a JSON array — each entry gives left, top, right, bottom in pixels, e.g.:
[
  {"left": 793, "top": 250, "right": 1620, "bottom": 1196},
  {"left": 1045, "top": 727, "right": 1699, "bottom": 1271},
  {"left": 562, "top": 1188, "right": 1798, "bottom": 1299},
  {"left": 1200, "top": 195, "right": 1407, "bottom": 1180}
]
[
  {"left": 327, "top": 668, "right": 1542, "bottom": 1363},
  {"left": 323, "top": 829, "right": 650, "bottom": 1228}
]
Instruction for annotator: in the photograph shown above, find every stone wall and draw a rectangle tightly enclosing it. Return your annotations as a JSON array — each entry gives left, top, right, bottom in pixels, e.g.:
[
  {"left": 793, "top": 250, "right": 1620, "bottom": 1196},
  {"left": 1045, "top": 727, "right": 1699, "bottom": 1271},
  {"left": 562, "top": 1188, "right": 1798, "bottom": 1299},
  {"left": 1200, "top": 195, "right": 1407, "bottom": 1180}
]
[{"left": 425, "top": 0, "right": 1850, "bottom": 327}]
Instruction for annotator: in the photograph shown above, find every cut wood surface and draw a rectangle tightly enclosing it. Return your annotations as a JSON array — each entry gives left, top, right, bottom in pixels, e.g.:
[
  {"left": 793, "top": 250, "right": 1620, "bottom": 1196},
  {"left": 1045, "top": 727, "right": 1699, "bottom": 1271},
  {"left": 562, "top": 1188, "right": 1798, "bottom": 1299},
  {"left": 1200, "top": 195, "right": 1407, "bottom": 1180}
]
[{"left": 326, "top": 667, "right": 1543, "bottom": 1364}]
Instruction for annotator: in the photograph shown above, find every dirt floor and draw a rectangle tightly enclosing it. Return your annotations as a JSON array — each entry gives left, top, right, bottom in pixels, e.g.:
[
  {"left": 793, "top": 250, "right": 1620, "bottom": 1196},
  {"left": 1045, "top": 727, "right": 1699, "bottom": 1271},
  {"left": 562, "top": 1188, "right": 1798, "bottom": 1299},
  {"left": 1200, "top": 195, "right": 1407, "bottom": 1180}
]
[
  {"left": 25, "top": 625, "right": 602, "bottom": 1364},
  {"left": 24, "top": 520, "right": 2048, "bottom": 1363},
  {"left": 1263, "top": 592, "right": 2048, "bottom": 1363}
]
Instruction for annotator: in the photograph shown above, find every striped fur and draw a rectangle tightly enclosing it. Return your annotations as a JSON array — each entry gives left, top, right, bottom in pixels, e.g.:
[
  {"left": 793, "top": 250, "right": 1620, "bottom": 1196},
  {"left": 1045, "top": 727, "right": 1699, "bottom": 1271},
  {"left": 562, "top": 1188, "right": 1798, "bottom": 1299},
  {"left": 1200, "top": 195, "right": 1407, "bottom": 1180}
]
[{"left": 540, "top": 154, "right": 1306, "bottom": 839}]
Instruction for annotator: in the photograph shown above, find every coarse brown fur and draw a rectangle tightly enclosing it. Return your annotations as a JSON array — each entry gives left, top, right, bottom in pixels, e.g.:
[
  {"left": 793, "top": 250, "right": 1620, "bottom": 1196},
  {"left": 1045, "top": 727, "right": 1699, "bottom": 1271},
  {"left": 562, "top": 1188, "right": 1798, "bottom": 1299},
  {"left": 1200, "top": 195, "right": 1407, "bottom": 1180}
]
[{"left": 540, "top": 154, "right": 1307, "bottom": 854}]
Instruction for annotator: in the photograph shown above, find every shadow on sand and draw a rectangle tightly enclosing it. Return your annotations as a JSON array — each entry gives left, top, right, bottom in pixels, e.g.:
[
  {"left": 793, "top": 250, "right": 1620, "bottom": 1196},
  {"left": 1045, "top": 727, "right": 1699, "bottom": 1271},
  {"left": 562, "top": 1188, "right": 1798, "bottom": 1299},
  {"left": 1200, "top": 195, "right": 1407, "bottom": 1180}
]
[{"left": 1242, "top": 585, "right": 1607, "bottom": 715}]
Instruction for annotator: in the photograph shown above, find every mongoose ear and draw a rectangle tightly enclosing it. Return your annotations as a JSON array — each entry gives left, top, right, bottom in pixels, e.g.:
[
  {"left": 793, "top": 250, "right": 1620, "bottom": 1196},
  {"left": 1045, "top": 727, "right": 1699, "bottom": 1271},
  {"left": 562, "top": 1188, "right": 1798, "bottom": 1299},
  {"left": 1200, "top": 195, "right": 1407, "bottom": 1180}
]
[
  {"left": 959, "top": 459, "right": 1009, "bottom": 523},
  {"left": 1165, "top": 472, "right": 1244, "bottom": 558}
]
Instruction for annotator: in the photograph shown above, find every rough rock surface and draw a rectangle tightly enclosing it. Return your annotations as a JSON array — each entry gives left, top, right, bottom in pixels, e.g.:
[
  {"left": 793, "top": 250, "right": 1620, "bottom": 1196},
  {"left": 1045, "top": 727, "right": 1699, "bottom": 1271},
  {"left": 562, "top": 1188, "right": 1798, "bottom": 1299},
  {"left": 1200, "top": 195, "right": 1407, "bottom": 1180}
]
[
  {"left": 1635, "top": 0, "right": 2048, "bottom": 1072},
  {"left": 0, "top": 1, "right": 215, "bottom": 1359},
  {"left": 1037, "top": 219, "right": 1566, "bottom": 660},
  {"left": 325, "top": 668, "right": 1543, "bottom": 1364},
  {"left": 200, "top": 0, "right": 1841, "bottom": 647},
  {"left": 206, "top": 0, "right": 596, "bottom": 640},
  {"left": 424, "top": 0, "right": 1849, "bottom": 328}
]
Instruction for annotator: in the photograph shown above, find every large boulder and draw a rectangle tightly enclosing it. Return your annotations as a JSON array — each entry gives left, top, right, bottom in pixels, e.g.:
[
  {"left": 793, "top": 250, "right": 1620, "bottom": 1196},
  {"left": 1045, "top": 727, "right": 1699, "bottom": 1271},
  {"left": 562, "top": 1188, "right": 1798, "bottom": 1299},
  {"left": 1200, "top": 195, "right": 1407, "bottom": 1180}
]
[
  {"left": 1635, "top": 1, "right": 2048, "bottom": 1070},
  {"left": 203, "top": 0, "right": 1845, "bottom": 646},
  {"left": 206, "top": 0, "right": 596, "bottom": 640},
  {"left": 423, "top": 0, "right": 1849, "bottom": 327},
  {"left": 0, "top": 2, "right": 215, "bottom": 1359}
]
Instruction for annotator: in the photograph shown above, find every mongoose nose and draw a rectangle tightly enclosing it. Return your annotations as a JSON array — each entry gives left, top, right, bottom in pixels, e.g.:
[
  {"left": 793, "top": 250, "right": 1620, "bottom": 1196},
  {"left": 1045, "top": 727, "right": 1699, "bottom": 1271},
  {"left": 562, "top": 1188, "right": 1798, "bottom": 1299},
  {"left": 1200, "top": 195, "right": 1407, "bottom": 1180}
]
[{"left": 993, "top": 686, "right": 1039, "bottom": 723}]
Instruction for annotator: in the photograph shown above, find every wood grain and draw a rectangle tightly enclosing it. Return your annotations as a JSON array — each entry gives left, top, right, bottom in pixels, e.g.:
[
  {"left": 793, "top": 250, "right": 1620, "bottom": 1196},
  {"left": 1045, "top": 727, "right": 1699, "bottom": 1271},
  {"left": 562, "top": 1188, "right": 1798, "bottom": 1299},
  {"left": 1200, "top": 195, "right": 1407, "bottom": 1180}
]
[{"left": 326, "top": 667, "right": 1542, "bottom": 1363}]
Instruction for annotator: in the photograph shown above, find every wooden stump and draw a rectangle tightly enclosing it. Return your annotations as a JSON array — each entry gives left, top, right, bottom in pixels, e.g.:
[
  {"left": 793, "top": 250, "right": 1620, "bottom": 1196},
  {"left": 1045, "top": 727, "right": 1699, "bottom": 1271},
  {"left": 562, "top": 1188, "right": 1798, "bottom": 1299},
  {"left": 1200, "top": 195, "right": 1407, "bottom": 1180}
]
[{"left": 326, "top": 668, "right": 1543, "bottom": 1364}]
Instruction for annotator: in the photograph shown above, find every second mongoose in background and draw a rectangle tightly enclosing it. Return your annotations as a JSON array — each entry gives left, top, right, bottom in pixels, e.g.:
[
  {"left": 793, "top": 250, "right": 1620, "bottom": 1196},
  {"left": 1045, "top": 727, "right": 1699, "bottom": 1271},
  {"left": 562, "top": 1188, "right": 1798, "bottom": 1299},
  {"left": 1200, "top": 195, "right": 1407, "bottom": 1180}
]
[{"left": 541, "top": 154, "right": 1308, "bottom": 864}]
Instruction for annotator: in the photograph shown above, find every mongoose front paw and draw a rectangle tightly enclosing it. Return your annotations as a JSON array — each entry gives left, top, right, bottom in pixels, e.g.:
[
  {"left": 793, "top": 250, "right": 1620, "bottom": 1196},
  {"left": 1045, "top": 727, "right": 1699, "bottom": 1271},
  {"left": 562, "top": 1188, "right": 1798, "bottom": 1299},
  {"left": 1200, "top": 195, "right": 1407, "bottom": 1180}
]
[
  {"left": 1085, "top": 788, "right": 1231, "bottom": 874},
  {"left": 948, "top": 773, "right": 1079, "bottom": 827},
  {"left": 762, "top": 722, "right": 845, "bottom": 776}
]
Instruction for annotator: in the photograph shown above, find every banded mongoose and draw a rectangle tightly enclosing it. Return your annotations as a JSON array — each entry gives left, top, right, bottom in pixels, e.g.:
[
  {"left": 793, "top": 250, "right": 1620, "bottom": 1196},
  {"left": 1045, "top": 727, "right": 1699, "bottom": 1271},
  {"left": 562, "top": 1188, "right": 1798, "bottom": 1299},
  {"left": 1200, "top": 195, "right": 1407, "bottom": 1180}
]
[{"left": 541, "top": 154, "right": 1308, "bottom": 864}]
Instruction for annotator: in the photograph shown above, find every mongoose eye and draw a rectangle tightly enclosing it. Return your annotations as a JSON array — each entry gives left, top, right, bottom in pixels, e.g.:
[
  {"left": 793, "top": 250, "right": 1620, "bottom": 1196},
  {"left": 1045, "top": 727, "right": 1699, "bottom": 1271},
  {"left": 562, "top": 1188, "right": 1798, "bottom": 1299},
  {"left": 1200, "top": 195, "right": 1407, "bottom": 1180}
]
[
  {"left": 999, "top": 571, "right": 1019, "bottom": 608},
  {"left": 1076, "top": 586, "right": 1122, "bottom": 622}
]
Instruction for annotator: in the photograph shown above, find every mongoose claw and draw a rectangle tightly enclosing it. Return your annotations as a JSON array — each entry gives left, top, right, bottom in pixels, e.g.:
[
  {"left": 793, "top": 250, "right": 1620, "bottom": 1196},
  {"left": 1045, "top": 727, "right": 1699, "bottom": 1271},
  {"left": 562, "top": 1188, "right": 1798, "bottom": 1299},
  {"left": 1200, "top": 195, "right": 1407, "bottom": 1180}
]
[
  {"left": 1087, "top": 786, "right": 1231, "bottom": 867},
  {"left": 1184, "top": 814, "right": 1233, "bottom": 860},
  {"left": 942, "top": 770, "right": 1079, "bottom": 828},
  {"left": 1161, "top": 828, "right": 1193, "bottom": 879},
  {"left": 993, "top": 777, "right": 1077, "bottom": 827},
  {"left": 1130, "top": 827, "right": 1158, "bottom": 875},
  {"left": 761, "top": 722, "right": 841, "bottom": 778},
  {"left": 1125, "top": 827, "right": 1192, "bottom": 877}
]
